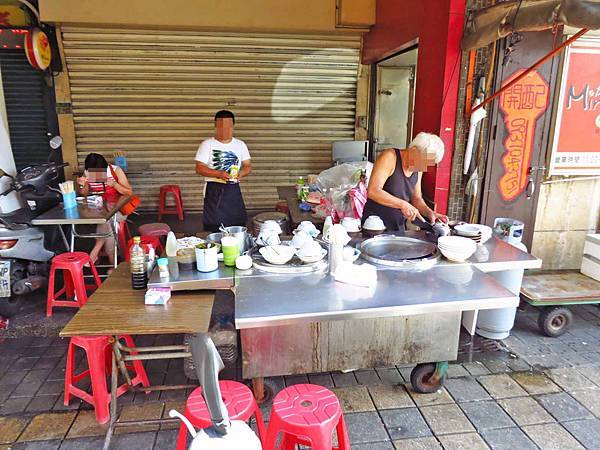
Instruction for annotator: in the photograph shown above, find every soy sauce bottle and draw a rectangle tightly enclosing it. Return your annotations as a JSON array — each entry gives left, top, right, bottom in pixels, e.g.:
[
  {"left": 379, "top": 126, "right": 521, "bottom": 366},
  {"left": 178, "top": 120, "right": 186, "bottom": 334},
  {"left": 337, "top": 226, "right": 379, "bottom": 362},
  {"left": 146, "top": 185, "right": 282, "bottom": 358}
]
[{"left": 130, "top": 236, "right": 147, "bottom": 289}]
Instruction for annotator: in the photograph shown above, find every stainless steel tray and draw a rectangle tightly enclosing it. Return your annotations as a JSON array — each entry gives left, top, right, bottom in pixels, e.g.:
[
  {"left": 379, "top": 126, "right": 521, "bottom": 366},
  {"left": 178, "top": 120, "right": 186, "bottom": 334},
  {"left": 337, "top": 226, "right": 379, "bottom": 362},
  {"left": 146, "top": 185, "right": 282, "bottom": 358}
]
[
  {"left": 359, "top": 235, "right": 440, "bottom": 268},
  {"left": 249, "top": 246, "right": 328, "bottom": 274}
]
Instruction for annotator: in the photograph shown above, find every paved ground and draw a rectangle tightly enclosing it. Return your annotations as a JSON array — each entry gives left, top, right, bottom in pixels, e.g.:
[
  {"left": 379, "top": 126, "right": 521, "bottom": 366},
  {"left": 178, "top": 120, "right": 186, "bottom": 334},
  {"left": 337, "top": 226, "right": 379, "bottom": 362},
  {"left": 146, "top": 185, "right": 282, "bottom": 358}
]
[{"left": 0, "top": 301, "right": 599, "bottom": 449}]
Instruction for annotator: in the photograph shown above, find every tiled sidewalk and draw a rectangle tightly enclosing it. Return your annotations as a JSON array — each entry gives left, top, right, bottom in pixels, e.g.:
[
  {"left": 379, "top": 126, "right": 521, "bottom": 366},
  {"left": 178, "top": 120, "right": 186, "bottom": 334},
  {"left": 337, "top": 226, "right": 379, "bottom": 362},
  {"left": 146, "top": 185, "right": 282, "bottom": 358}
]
[{"left": 0, "top": 304, "right": 599, "bottom": 449}]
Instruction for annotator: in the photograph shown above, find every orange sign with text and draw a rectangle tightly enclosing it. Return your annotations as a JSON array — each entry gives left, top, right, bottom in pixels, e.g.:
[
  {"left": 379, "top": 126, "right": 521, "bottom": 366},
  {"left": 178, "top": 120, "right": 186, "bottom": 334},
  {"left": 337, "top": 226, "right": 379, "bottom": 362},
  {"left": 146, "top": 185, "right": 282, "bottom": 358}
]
[{"left": 498, "top": 69, "right": 549, "bottom": 202}]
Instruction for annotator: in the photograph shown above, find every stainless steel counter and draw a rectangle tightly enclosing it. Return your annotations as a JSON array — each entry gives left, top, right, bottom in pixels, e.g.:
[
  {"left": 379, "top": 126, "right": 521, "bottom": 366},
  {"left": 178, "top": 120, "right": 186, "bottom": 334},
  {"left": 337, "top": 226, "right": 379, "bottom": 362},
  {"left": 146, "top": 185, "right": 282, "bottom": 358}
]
[
  {"left": 148, "top": 260, "right": 234, "bottom": 291},
  {"left": 235, "top": 265, "right": 518, "bottom": 329},
  {"left": 31, "top": 196, "right": 130, "bottom": 225}
]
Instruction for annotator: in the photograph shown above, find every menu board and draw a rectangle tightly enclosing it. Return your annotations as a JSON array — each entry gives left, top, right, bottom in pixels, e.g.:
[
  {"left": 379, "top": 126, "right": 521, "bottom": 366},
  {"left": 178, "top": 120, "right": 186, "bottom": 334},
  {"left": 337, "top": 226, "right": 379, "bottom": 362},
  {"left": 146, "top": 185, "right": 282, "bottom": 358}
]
[{"left": 550, "top": 38, "right": 600, "bottom": 175}]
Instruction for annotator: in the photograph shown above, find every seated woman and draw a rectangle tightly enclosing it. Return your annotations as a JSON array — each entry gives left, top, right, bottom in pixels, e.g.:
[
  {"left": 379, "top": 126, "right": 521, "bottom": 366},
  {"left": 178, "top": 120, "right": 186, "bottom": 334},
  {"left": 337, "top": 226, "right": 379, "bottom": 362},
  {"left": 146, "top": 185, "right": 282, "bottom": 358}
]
[
  {"left": 362, "top": 132, "right": 448, "bottom": 231},
  {"left": 76, "top": 153, "right": 132, "bottom": 266}
]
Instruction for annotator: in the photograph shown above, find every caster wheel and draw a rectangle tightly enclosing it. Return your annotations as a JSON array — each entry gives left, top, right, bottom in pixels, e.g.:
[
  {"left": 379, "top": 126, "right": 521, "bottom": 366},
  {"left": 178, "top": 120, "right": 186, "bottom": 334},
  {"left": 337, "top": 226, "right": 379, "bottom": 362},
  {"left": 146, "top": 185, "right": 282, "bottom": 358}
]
[
  {"left": 538, "top": 306, "right": 573, "bottom": 337},
  {"left": 410, "top": 363, "right": 446, "bottom": 394}
]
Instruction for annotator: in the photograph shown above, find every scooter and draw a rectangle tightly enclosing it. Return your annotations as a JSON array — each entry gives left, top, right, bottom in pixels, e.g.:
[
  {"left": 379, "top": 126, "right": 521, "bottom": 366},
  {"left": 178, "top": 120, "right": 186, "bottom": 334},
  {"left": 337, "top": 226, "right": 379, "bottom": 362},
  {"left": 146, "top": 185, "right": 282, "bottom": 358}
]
[{"left": 0, "top": 136, "right": 66, "bottom": 317}]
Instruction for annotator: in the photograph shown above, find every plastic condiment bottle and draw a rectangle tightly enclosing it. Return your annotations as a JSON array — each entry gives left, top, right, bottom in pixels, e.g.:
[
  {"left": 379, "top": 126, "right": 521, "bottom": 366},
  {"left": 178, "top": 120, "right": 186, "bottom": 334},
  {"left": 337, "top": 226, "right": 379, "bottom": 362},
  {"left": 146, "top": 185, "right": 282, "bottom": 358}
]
[
  {"left": 130, "top": 236, "right": 147, "bottom": 290},
  {"left": 165, "top": 231, "right": 177, "bottom": 258}
]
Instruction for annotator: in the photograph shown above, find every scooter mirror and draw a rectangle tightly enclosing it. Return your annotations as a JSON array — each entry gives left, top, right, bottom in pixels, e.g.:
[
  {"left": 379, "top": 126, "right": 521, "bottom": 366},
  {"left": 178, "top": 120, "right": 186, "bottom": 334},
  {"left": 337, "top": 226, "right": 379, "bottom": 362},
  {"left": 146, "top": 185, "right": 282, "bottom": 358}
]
[{"left": 49, "top": 136, "right": 63, "bottom": 150}]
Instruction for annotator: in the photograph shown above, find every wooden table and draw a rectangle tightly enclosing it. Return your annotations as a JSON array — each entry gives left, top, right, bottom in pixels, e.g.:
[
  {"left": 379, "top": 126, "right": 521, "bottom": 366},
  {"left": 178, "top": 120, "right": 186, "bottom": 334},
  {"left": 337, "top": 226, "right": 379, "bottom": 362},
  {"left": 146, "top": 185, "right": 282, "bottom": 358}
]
[
  {"left": 60, "top": 263, "right": 214, "bottom": 449},
  {"left": 277, "top": 185, "right": 324, "bottom": 228},
  {"left": 61, "top": 263, "right": 214, "bottom": 337}
]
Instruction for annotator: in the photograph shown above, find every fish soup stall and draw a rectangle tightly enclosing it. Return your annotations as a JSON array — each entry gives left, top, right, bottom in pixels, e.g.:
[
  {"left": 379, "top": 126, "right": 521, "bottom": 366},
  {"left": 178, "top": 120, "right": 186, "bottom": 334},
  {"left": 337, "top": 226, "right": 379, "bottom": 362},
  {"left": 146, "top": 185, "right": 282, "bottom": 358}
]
[{"left": 149, "top": 228, "right": 540, "bottom": 397}]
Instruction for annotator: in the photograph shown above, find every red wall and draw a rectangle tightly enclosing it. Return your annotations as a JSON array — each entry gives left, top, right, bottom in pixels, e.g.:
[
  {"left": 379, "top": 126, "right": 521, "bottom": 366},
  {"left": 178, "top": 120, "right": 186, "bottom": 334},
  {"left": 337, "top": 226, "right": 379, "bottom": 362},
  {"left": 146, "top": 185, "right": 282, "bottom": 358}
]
[{"left": 363, "top": 0, "right": 466, "bottom": 213}]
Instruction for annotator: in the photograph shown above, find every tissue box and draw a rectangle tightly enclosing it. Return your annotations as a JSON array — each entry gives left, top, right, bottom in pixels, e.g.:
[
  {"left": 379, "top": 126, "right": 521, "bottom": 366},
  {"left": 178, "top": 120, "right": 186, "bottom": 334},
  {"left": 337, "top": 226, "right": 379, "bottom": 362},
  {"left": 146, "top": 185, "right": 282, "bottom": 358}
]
[{"left": 145, "top": 287, "right": 171, "bottom": 305}]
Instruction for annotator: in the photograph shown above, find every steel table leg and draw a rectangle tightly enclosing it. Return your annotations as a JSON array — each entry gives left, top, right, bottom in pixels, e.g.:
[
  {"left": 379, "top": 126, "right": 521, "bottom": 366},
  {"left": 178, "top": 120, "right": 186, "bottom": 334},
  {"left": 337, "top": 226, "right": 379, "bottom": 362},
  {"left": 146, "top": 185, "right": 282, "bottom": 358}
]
[
  {"left": 103, "top": 344, "right": 118, "bottom": 450},
  {"left": 70, "top": 224, "right": 76, "bottom": 252},
  {"left": 57, "top": 225, "right": 70, "bottom": 252}
]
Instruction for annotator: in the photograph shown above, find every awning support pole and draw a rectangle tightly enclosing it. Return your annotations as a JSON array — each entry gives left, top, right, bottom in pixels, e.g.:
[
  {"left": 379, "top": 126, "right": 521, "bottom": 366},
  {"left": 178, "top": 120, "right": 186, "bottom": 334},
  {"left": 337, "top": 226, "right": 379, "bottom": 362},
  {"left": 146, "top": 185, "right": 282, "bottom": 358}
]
[{"left": 471, "top": 28, "right": 588, "bottom": 114}]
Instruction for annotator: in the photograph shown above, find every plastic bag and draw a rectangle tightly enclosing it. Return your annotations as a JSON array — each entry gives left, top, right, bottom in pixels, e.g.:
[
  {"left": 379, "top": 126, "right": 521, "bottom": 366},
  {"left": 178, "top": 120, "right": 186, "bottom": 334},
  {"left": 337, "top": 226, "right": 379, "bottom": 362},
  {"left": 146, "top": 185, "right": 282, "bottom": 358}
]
[{"left": 316, "top": 162, "right": 372, "bottom": 221}]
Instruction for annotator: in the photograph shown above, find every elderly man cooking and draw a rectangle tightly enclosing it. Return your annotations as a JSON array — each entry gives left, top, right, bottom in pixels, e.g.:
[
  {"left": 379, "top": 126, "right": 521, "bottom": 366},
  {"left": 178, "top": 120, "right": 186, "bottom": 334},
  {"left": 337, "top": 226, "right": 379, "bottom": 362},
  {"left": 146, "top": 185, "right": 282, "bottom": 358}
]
[{"left": 362, "top": 132, "right": 448, "bottom": 231}]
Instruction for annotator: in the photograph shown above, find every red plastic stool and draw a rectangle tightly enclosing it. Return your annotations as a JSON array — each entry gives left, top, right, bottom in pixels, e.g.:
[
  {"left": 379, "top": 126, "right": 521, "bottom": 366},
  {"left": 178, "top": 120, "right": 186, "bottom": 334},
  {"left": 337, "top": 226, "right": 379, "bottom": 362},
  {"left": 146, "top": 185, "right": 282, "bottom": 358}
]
[
  {"left": 117, "top": 221, "right": 132, "bottom": 261},
  {"left": 138, "top": 222, "right": 171, "bottom": 239},
  {"left": 175, "top": 380, "right": 266, "bottom": 450},
  {"left": 125, "top": 236, "right": 163, "bottom": 261},
  {"left": 46, "top": 252, "right": 102, "bottom": 317},
  {"left": 159, "top": 185, "right": 184, "bottom": 221},
  {"left": 264, "top": 384, "right": 350, "bottom": 450},
  {"left": 64, "top": 335, "right": 149, "bottom": 424}
]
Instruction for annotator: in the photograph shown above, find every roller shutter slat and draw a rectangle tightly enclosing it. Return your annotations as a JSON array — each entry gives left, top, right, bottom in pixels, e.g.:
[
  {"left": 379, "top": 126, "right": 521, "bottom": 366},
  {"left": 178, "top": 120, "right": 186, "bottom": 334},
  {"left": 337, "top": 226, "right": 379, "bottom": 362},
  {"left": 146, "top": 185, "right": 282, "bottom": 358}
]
[{"left": 61, "top": 27, "right": 359, "bottom": 210}]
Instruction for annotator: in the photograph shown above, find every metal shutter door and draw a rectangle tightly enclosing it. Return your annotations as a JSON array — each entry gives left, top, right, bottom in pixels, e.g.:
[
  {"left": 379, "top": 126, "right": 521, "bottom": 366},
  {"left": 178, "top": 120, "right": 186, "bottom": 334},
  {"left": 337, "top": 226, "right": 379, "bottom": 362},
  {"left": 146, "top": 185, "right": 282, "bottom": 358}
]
[
  {"left": 0, "top": 51, "right": 52, "bottom": 170},
  {"left": 60, "top": 27, "right": 360, "bottom": 211}
]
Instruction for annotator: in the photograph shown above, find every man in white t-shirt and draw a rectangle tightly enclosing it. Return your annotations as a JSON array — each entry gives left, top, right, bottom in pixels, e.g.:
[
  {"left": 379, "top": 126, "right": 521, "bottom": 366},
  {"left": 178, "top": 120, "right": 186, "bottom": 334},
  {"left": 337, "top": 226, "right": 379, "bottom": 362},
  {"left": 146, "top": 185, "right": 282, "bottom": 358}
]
[{"left": 195, "top": 110, "right": 252, "bottom": 231}]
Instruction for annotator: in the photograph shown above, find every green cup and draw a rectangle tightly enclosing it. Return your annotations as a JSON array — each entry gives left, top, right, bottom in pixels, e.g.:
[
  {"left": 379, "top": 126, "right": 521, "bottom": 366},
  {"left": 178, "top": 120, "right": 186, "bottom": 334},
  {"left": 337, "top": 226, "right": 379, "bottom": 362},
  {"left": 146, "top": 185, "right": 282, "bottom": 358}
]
[{"left": 221, "top": 236, "right": 241, "bottom": 267}]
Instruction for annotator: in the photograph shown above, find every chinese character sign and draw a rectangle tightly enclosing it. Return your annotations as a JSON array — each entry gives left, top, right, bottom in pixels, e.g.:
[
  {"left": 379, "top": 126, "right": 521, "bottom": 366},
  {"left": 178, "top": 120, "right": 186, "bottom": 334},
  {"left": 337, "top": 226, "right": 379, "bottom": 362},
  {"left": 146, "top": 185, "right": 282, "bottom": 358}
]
[
  {"left": 550, "top": 38, "right": 600, "bottom": 175},
  {"left": 498, "top": 69, "right": 550, "bottom": 202}
]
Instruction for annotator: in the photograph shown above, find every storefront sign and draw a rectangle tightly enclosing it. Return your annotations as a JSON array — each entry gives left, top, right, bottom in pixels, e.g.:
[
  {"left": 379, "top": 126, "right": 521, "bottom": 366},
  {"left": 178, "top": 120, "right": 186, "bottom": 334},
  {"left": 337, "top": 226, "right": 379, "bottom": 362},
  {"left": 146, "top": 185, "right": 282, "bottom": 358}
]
[
  {"left": 25, "top": 28, "right": 51, "bottom": 71},
  {"left": 498, "top": 69, "right": 549, "bottom": 202},
  {"left": 0, "top": 6, "right": 30, "bottom": 27},
  {"left": 550, "top": 38, "right": 600, "bottom": 175}
]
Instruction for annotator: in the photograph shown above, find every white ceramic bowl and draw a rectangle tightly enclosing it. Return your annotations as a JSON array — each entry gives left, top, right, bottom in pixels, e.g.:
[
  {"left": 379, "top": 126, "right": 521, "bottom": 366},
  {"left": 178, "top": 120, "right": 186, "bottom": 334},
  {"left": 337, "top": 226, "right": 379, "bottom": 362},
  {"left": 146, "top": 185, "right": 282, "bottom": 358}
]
[
  {"left": 260, "top": 220, "right": 283, "bottom": 235},
  {"left": 297, "top": 248, "right": 327, "bottom": 263},
  {"left": 438, "top": 236, "right": 477, "bottom": 262},
  {"left": 363, "top": 215, "right": 386, "bottom": 231},
  {"left": 341, "top": 217, "right": 361, "bottom": 232},
  {"left": 471, "top": 224, "right": 493, "bottom": 244},
  {"left": 297, "top": 240, "right": 323, "bottom": 258},
  {"left": 235, "top": 254, "right": 253, "bottom": 270},
  {"left": 454, "top": 224, "right": 482, "bottom": 237},
  {"left": 342, "top": 246, "right": 361, "bottom": 262},
  {"left": 291, "top": 230, "right": 312, "bottom": 249},
  {"left": 259, "top": 245, "right": 296, "bottom": 265}
]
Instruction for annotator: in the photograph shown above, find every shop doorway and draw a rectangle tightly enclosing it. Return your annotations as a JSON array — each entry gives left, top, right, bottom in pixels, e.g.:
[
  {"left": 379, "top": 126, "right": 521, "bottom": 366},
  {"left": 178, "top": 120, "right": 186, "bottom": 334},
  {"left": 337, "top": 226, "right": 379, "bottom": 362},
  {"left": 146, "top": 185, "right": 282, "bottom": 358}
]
[
  {"left": 371, "top": 47, "right": 418, "bottom": 161},
  {"left": 480, "top": 31, "right": 560, "bottom": 249}
]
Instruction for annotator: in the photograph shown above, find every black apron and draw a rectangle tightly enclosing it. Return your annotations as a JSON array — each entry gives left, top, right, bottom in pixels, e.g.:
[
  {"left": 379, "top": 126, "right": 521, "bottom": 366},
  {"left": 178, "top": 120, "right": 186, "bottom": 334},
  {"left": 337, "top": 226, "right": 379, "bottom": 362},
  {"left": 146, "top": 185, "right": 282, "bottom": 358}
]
[
  {"left": 362, "top": 148, "right": 418, "bottom": 231},
  {"left": 203, "top": 182, "right": 247, "bottom": 232}
]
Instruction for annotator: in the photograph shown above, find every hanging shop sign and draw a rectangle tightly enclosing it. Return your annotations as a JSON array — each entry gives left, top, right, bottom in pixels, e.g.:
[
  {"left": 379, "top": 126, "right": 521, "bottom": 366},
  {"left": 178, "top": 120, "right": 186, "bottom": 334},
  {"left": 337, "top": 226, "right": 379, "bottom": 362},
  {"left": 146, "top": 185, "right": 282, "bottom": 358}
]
[
  {"left": 549, "top": 38, "right": 600, "bottom": 176},
  {"left": 24, "top": 28, "right": 51, "bottom": 71},
  {"left": 498, "top": 69, "right": 550, "bottom": 202},
  {"left": 0, "top": 6, "right": 31, "bottom": 27}
]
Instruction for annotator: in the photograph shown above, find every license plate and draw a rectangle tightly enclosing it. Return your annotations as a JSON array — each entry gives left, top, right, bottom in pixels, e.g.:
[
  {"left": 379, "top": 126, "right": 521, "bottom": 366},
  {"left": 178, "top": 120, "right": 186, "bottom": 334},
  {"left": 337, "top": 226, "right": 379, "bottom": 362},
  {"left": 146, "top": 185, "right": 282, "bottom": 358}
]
[{"left": 0, "top": 260, "right": 10, "bottom": 297}]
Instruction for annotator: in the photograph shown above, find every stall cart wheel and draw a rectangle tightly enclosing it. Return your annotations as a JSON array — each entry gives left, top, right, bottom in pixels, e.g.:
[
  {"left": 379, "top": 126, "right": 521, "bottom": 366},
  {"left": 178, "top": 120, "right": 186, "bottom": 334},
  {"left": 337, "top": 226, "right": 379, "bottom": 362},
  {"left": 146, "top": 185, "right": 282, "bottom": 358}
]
[
  {"left": 410, "top": 362, "right": 448, "bottom": 394},
  {"left": 538, "top": 306, "right": 573, "bottom": 337}
]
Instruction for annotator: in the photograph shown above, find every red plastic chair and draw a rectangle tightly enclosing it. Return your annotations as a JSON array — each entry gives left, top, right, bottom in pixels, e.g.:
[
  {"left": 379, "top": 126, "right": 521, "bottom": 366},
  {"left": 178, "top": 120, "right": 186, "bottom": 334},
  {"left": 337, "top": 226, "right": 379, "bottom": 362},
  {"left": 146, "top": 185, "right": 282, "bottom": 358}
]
[
  {"left": 138, "top": 222, "right": 171, "bottom": 239},
  {"left": 158, "top": 185, "right": 184, "bottom": 221},
  {"left": 46, "top": 252, "right": 102, "bottom": 317},
  {"left": 64, "top": 335, "right": 149, "bottom": 424},
  {"left": 117, "top": 220, "right": 132, "bottom": 261},
  {"left": 125, "top": 236, "right": 163, "bottom": 261},
  {"left": 264, "top": 384, "right": 350, "bottom": 450},
  {"left": 175, "top": 380, "right": 266, "bottom": 450}
]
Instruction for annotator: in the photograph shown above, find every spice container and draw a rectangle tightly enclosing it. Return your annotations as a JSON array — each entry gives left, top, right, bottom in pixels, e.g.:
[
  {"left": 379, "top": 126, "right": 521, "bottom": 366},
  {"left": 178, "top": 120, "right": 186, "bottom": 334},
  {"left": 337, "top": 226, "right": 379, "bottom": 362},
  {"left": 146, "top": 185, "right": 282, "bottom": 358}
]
[{"left": 176, "top": 247, "right": 196, "bottom": 271}]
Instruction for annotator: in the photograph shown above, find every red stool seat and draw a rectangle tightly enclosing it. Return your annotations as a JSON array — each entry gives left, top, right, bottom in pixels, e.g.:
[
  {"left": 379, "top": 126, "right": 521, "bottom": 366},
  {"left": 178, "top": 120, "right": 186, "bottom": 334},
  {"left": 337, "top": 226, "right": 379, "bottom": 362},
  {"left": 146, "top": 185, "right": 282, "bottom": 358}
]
[
  {"left": 265, "top": 384, "right": 350, "bottom": 450},
  {"left": 125, "top": 236, "right": 162, "bottom": 261},
  {"left": 159, "top": 185, "right": 184, "bottom": 221},
  {"left": 138, "top": 222, "right": 171, "bottom": 238},
  {"left": 46, "top": 252, "right": 101, "bottom": 317},
  {"left": 64, "top": 335, "right": 149, "bottom": 424},
  {"left": 176, "top": 380, "right": 266, "bottom": 450}
]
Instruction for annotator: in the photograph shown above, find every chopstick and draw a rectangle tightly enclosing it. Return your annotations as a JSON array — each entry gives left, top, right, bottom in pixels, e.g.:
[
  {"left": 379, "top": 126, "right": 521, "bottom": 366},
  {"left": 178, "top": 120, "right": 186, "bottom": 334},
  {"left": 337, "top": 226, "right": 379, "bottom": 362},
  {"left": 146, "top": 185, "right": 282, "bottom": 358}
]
[{"left": 59, "top": 180, "right": 75, "bottom": 194}]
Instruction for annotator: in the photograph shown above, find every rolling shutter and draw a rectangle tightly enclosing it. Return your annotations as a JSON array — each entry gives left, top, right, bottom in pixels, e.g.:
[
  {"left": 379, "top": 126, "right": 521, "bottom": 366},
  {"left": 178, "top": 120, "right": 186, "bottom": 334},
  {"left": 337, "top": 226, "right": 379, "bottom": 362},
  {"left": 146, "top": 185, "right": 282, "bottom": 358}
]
[
  {"left": 60, "top": 27, "right": 361, "bottom": 211},
  {"left": 0, "top": 51, "right": 53, "bottom": 170}
]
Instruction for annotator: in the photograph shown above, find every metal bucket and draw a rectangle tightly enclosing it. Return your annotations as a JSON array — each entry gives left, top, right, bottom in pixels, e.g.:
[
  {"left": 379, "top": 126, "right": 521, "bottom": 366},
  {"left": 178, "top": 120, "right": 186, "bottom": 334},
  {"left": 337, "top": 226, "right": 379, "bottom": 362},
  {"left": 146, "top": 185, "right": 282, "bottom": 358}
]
[{"left": 223, "top": 226, "right": 249, "bottom": 252}]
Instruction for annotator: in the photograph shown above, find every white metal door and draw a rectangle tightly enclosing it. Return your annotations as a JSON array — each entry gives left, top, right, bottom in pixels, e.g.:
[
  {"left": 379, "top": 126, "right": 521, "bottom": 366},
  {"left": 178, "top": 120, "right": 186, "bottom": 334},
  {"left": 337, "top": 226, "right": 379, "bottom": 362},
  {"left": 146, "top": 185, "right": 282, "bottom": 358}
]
[{"left": 374, "top": 67, "right": 414, "bottom": 159}]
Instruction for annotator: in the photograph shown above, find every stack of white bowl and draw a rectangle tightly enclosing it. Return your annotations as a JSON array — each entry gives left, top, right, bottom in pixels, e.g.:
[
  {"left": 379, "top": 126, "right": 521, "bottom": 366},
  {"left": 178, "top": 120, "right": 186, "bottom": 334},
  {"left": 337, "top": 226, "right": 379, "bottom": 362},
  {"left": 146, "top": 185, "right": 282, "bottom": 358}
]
[
  {"left": 454, "top": 224, "right": 493, "bottom": 245},
  {"left": 437, "top": 236, "right": 477, "bottom": 262}
]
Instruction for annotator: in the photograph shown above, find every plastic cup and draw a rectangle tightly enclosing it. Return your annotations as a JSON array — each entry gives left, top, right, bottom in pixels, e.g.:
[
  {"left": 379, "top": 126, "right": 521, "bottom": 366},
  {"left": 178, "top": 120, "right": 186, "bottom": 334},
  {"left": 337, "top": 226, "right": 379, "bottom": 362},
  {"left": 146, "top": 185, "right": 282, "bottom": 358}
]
[
  {"left": 221, "top": 236, "right": 240, "bottom": 267},
  {"left": 62, "top": 191, "right": 77, "bottom": 210}
]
